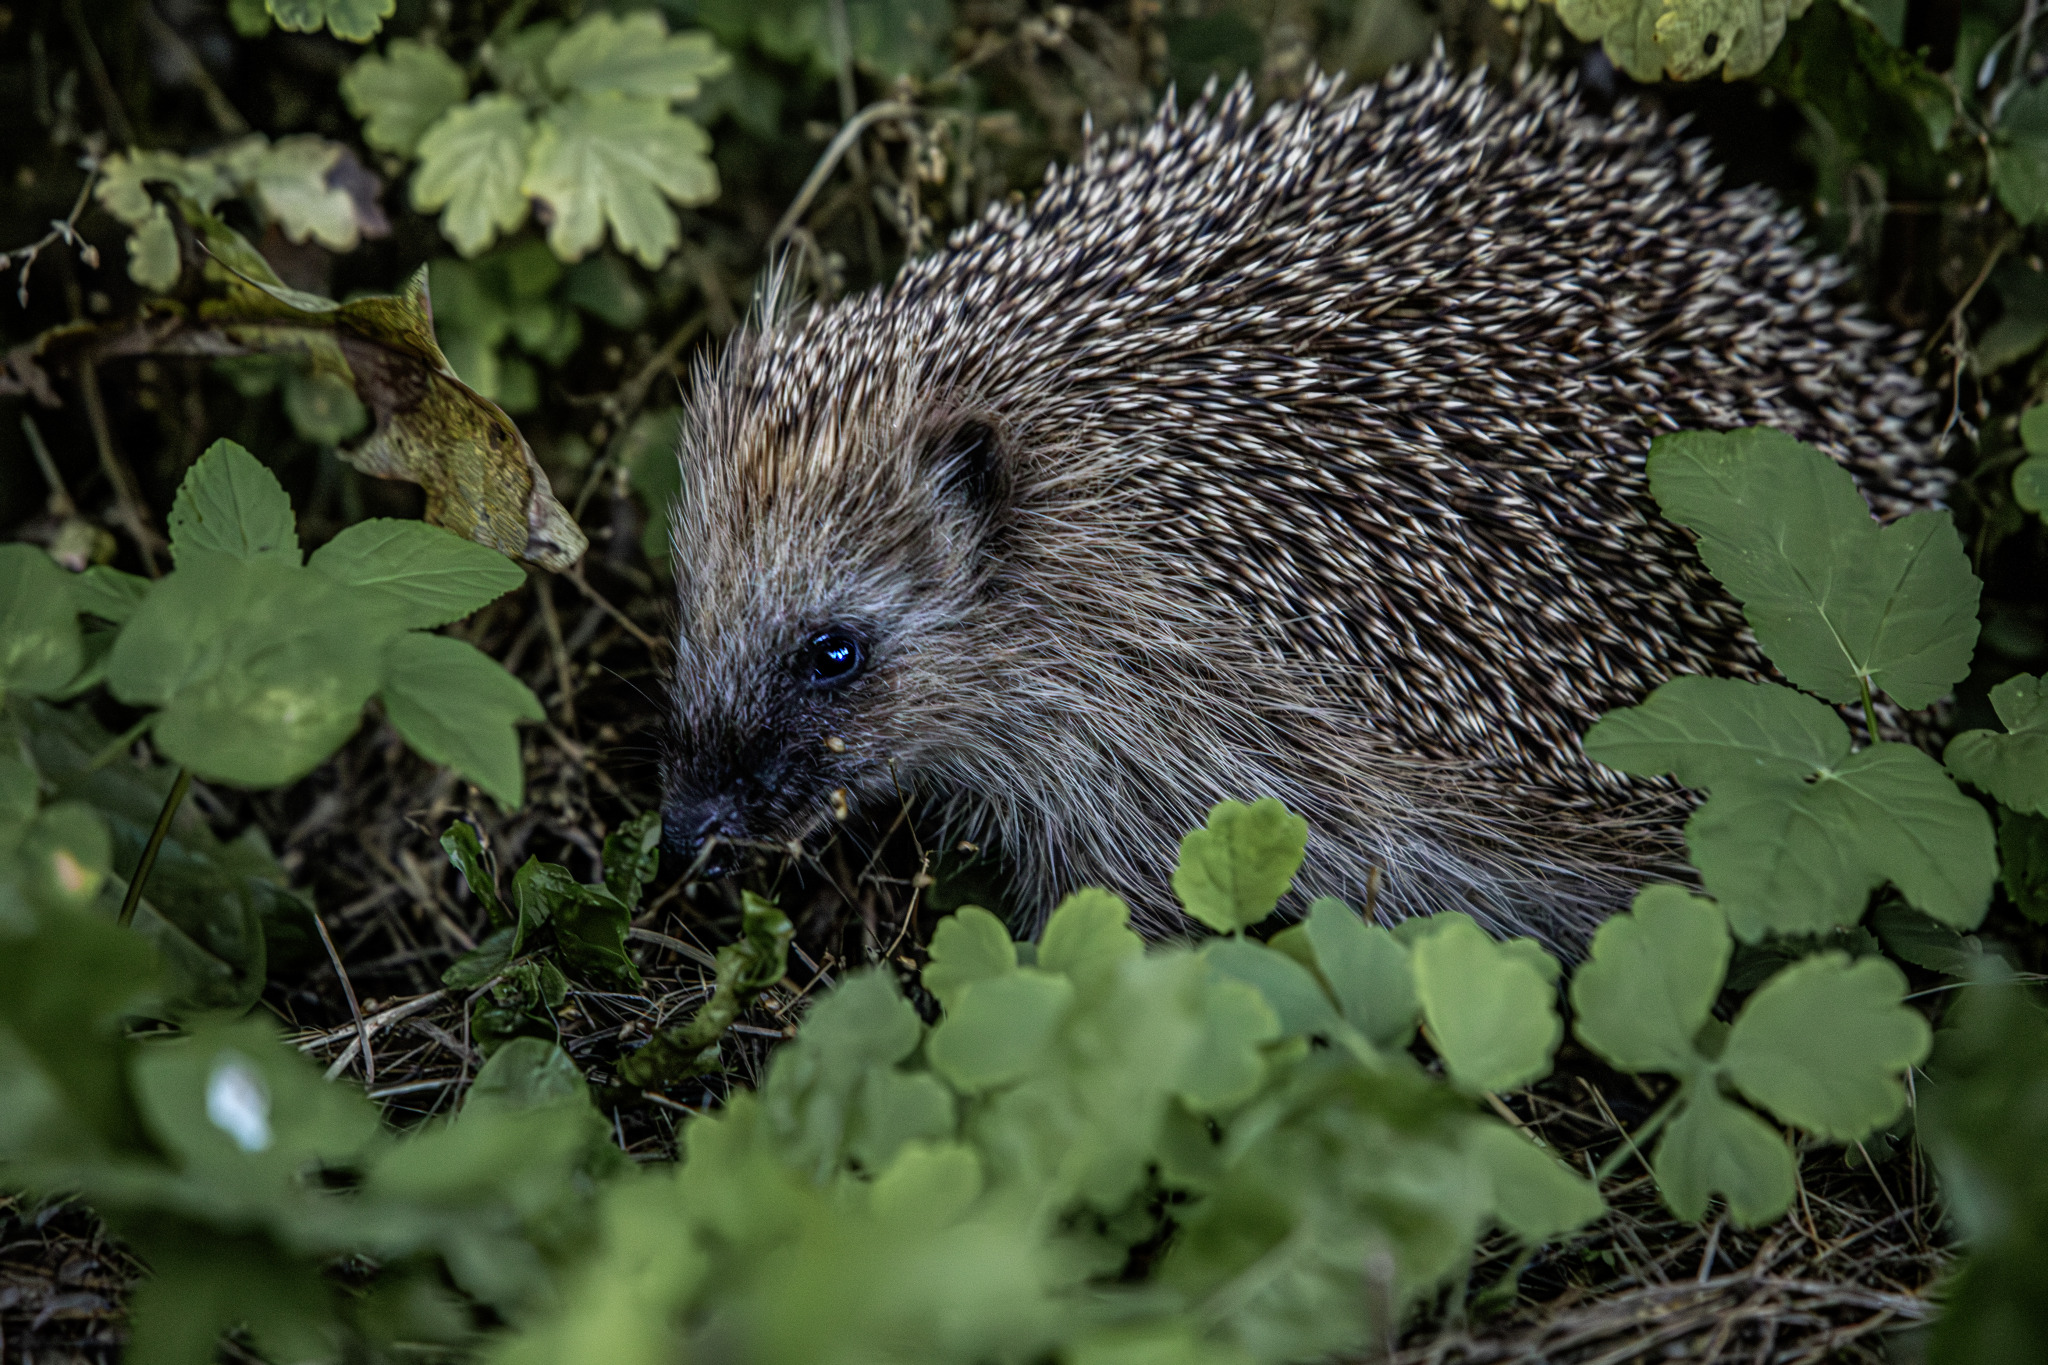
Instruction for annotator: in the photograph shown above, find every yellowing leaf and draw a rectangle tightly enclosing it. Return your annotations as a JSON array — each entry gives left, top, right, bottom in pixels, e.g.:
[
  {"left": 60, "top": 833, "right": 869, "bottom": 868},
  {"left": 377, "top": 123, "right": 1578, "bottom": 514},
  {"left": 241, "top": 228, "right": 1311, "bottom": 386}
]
[
  {"left": 95, "top": 150, "right": 233, "bottom": 226},
  {"left": 521, "top": 96, "right": 719, "bottom": 266},
  {"left": 1549, "top": 0, "right": 1812, "bottom": 82},
  {"left": 544, "top": 12, "right": 731, "bottom": 101},
  {"left": 341, "top": 39, "right": 469, "bottom": 155},
  {"left": 243, "top": 136, "right": 365, "bottom": 250},
  {"left": 414, "top": 95, "right": 535, "bottom": 257},
  {"left": 127, "top": 207, "right": 182, "bottom": 292},
  {"left": 264, "top": 0, "right": 393, "bottom": 42}
]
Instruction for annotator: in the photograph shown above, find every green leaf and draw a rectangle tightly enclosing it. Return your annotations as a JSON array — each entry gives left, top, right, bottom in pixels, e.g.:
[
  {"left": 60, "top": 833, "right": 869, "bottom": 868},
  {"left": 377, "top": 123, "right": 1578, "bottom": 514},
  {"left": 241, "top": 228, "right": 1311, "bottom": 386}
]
[
  {"left": 602, "top": 811, "right": 662, "bottom": 908},
  {"left": 66, "top": 565, "right": 151, "bottom": 624},
  {"left": 1998, "top": 808, "right": 2048, "bottom": 924},
  {"left": 520, "top": 95, "right": 719, "bottom": 267},
  {"left": 1199, "top": 939, "right": 1343, "bottom": 1039},
  {"left": 1587, "top": 676, "right": 1996, "bottom": 937},
  {"left": 1652, "top": 1082, "right": 1796, "bottom": 1226},
  {"left": 465, "top": 1037, "right": 588, "bottom": 1115},
  {"left": 1170, "top": 798, "right": 1308, "bottom": 933},
  {"left": 237, "top": 135, "right": 371, "bottom": 251},
  {"left": 921, "top": 906, "right": 1017, "bottom": 1012},
  {"left": 1554, "top": 0, "right": 1813, "bottom": 81},
  {"left": 264, "top": 0, "right": 392, "bottom": 42},
  {"left": 1036, "top": 887, "right": 1142, "bottom": 990},
  {"left": 544, "top": 12, "right": 731, "bottom": 100},
  {"left": 309, "top": 519, "right": 525, "bottom": 629},
  {"left": 0, "top": 546, "right": 84, "bottom": 698},
  {"left": 1946, "top": 674, "right": 2048, "bottom": 815},
  {"left": 1301, "top": 896, "right": 1416, "bottom": 1048},
  {"left": 1868, "top": 897, "right": 1984, "bottom": 974},
  {"left": 927, "top": 969, "right": 1075, "bottom": 1093},
  {"left": 2016, "top": 455, "right": 2048, "bottom": 515},
  {"left": 1720, "top": 952, "right": 1929, "bottom": 1141},
  {"left": 1996, "top": 82, "right": 2048, "bottom": 225},
  {"left": 128, "top": 207, "right": 181, "bottom": 291},
  {"left": 1569, "top": 885, "right": 1728, "bottom": 1077},
  {"left": 281, "top": 368, "right": 369, "bottom": 446},
  {"left": 167, "top": 440, "right": 300, "bottom": 566},
  {"left": 440, "top": 821, "right": 505, "bottom": 926},
  {"left": 1647, "top": 427, "right": 1980, "bottom": 709},
  {"left": 11, "top": 802, "right": 114, "bottom": 916},
  {"left": 341, "top": 39, "right": 468, "bottom": 155},
  {"left": 377, "top": 633, "right": 541, "bottom": 807},
  {"left": 1410, "top": 916, "right": 1561, "bottom": 1093},
  {"left": 1461, "top": 1120, "right": 1604, "bottom": 1242},
  {"left": 107, "top": 556, "right": 392, "bottom": 787},
  {"left": 413, "top": 96, "right": 534, "bottom": 257}
]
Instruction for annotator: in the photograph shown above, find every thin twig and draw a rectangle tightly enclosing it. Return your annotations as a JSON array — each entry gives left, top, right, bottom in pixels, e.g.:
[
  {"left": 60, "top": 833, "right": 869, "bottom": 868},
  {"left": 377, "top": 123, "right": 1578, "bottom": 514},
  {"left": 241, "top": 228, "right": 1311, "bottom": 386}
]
[
  {"left": 78, "top": 354, "right": 166, "bottom": 573},
  {"left": 311, "top": 909, "right": 375, "bottom": 1085},
  {"left": 565, "top": 564, "right": 661, "bottom": 651},
  {"left": 139, "top": 4, "right": 249, "bottom": 135},
  {"left": 3, "top": 150, "right": 103, "bottom": 308},
  {"left": 63, "top": 0, "right": 136, "bottom": 147},
  {"left": 118, "top": 768, "right": 191, "bottom": 927},
  {"left": 769, "top": 102, "right": 918, "bottom": 248}
]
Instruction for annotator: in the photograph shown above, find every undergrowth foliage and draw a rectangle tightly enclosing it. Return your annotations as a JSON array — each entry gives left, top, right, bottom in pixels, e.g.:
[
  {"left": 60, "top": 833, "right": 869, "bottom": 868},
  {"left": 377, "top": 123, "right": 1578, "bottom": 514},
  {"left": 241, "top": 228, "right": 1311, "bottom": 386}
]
[{"left": 0, "top": 423, "right": 2040, "bottom": 1361}]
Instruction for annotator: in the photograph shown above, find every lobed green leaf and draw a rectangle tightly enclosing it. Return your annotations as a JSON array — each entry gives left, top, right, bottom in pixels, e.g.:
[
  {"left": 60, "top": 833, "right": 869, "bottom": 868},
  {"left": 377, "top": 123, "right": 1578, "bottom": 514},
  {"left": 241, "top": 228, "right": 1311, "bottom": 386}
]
[
  {"left": 1170, "top": 798, "right": 1308, "bottom": 934},
  {"left": 1570, "top": 885, "right": 1727, "bottom": 1077},
  {"left": 1945, "top": 673, "right": 2048, "bottom": 815}
]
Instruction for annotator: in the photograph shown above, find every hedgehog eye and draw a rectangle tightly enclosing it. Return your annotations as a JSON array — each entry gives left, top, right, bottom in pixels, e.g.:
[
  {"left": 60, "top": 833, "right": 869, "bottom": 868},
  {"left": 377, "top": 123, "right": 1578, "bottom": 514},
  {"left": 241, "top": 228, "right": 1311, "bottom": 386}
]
[{"left": 799, "top": 631, "right": 865, "bottom": 689}]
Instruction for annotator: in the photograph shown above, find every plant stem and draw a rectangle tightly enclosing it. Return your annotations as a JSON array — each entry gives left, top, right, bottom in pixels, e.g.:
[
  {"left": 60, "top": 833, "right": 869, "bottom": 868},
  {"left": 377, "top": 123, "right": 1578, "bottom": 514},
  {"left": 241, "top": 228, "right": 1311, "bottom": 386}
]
[
  {"left": 1858, "top": 675, "right": 1879, "bottom": 749},
  {"left": 1594, "top": 1091, "right": 1681, "bottom": 1182},
  {"left": 118, "top": 767, "right": 191, "bottom": 927}
]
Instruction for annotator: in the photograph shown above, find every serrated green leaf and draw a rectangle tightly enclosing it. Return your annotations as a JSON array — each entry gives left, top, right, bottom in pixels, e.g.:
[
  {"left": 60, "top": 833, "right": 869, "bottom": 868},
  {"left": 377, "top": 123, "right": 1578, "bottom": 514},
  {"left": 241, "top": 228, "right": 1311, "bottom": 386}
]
[
  {"left": 1946, "top": 674, "right": 2048, "bottom": 815},
  {"left": 1461, "top": 1120, "right": 1604, "bottom": 1242},
  {"left": 1300, "top": 897, "right": 1416, "bottom": 1048},
  {"left": 1721, "top": 952, "right": 1929, "bottom": 1141},
  {"left": 928, "top": 969, "right": 1074, "bottom": 1093},
  {"left": 264, "top": 0, "right": 392, "bottom": 42},
  {"left": 521, "top": 95, "right": 719, "bottom": 267},
  {"left": 94, "top": 150, "right": 233, "bottom": 227},
  {"left": 66, "top": 565, "right": 150, "bottom": 624},
  {"left": 922, "top": 906, "right": 1017, "bottom": 1013},
  {"left": 168, "top": 440, "right": 300, "bottom": 566},
  {"left": 1411, "top": 916, "right": 1561, "bottom": 1093},
  {"left": 342, "top": 39, "right": 468, "bottom": 155},
  {"left": 544, "top": 12, "right": 731, "bottom": 101},
  {"left": 0, "top": 546, "right": 84, "bottom": 698},
  {"left": 1037, "top": 887, "right": 1143, "bottom": 989},
  {"left": 1647, "top": 428, "right": 1980, "bottom": 709},
  {"left": 1588, "top": 676, "right": 1996, "bottom": 937},
  {"left": 108, "top": 556, "right": 392, "bottom": 787},
  {"left": 240, "top": 135, "right": 367, "bottom": 250},
  {"left": 1652, "top": 1082, "right": 1795, "bottom": 1225},
  {"left": 1571, "top": 885, "right": 1727, "bottom": 1076},
  {"left": 413, "top": 96, "right": 534, "bottom": 257},
  {"left": 379, "top": 633, "right": 541, "bottom": 807},
  {"left": 309, "top": 519, "right": 525, "bottom": 629},
  {"left": 1170, "top": 798, "right": 1308, "bottom": 933}
]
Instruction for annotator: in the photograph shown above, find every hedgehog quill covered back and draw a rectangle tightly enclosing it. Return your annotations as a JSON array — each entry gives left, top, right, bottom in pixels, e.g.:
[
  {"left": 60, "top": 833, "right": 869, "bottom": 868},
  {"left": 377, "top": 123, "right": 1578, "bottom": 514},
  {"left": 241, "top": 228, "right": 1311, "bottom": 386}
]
[{"left": 659, "top": 62, "right": 1942, "bottom": 946}]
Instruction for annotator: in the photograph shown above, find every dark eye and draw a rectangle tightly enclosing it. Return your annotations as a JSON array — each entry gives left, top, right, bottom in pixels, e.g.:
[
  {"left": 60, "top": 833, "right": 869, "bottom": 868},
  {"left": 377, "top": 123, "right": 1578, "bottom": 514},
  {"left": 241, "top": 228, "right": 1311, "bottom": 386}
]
[{"left": 799, "top": 631, "right": 865, "bottom": 689}]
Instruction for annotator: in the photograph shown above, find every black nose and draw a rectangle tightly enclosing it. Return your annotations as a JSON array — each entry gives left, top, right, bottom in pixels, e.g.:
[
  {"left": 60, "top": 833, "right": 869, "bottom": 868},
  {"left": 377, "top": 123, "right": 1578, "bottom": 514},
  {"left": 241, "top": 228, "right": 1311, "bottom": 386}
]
[{"left": 662, "top": 796, "right": 742, "bottom": 878}]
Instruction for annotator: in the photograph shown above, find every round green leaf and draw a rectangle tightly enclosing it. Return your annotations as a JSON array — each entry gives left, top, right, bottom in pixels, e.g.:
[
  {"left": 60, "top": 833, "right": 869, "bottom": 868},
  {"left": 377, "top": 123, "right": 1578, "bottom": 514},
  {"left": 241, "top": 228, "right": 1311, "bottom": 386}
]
[
  {"left": 1720, "top": 952, "right": 1930, "bottom": 1141},
  {"left": 282, "top": 368, "right": 369, "bottom": 446},
  {"left": 926, "top": 970, "right": 1073, "bottom": 1094},
  {"left": 921, "top": 907, "right": 1017, "bottom": 1013},
  {"left": 1411, "top": 917, "right": 1561, "bottom": 1093},
  {"left": 1037, "top": 887, "right": 1142, "bottom": 989},
  {"left": 0, "top": 545, "right": 84, "bottom": 698},
  {"left": 1198, "top": 939, "right": 1342, "bottom": 1040},
  {"left": 1570, "top": 885, "right": 1728, "bottom": 1077},
  {"left": 1652, "top": 1082, "right": 1795, "bottom": 1226},
  {"left": 1170, "top": 798, "right": 1308, "bottom": 933},
  {"left": 2015, "top": 453, "right": 2048, "bottom": 514},
  {"left": 379, "top": 632, "right": 543, "bottom": 807},
  {"left": 1301, "top": 896, "right": 1416, "bottom": 1047}
]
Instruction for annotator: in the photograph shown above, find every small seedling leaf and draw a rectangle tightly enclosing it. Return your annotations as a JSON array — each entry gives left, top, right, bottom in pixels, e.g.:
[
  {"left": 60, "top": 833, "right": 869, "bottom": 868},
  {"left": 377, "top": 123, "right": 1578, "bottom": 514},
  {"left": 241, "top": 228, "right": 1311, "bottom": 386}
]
[
  {"left": 1301, "top": 896, "right": 1416, "bottom": 1048},
  {"left": 927, "top": 970, "right": 1074, "bottom": 1093},
  {"left": 1037, "top": 887, "right": 1142, "bottom": 989},
  {"left": 1462, "top": 1120, "right": 1604, "bottom": 1242},
  {"left": 1170, "top": 798, "right": 1308, "bottom": 933},
  {"left": 922, "top": 907, "right": 1017, "bottom": 1013}
]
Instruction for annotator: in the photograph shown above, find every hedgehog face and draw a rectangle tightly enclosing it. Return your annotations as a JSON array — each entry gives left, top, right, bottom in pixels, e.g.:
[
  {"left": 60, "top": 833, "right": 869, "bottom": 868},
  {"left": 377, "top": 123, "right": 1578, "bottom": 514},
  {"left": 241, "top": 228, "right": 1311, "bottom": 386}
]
[{"left": 659, "top": 407, "right": 1011, "bottom": 875}]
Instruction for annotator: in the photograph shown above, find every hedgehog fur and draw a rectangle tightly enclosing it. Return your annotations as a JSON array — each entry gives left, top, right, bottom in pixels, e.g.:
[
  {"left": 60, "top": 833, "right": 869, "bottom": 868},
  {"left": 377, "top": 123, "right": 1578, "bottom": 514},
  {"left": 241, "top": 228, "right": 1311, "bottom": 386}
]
[{"left": 659, "top": 60, "right": 1945, "bottom": 946}]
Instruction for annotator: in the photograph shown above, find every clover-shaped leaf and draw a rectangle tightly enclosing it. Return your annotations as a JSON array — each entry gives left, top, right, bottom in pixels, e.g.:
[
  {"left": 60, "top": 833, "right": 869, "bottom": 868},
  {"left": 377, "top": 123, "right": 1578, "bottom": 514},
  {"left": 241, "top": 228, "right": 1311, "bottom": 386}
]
[
  {"left": 1410, "top": 916, "right": 1561, "bottom": 1093},
  {"left": 926, "top": 970, "right": 1073, "bottom": 1094},
  {"left": 1170, "top": 798, "right": 1307, "bottom": 933},
  {"left": 921, "top": 907, "right": 1016, "bottom": 1013},
  {"left": 413, "top": 96, "right": 534, "bottom": 257},
  {"left": 1945, "top": 674, "right": 2048, "bottom": 816},
  {"left": 1570, "top": 885, "right": 1727, "bottom": 1076},
  {"left": 1652, "top": 1083, "right": 1796, "bottom": 1225},
  {"left": 1586, "top": 676, "right": 1996, "bottom": 937},
  {"left": 1037, "top": 888, "right": 1142, "bottom": 990},
  {"left": 1720, "top": 953, "right": 1929, "bottom": 1141},
  {"left": 1648, "top": 428, "right": 1979, "bottom": 710}
]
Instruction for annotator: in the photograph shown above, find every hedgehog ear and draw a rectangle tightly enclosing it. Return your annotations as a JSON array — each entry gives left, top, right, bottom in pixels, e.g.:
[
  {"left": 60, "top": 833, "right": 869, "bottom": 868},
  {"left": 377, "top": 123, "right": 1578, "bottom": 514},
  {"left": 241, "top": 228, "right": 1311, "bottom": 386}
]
[{"left": 923, "top": 418, "right": 1008, "bottom": 520}]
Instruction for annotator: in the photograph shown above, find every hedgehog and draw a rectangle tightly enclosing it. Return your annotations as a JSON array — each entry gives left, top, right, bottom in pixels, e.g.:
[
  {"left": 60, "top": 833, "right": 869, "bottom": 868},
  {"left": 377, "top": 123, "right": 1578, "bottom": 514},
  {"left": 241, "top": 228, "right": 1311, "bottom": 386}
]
[{"left": 657, "top": 59, "right": 1944, "bottom": 947}]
